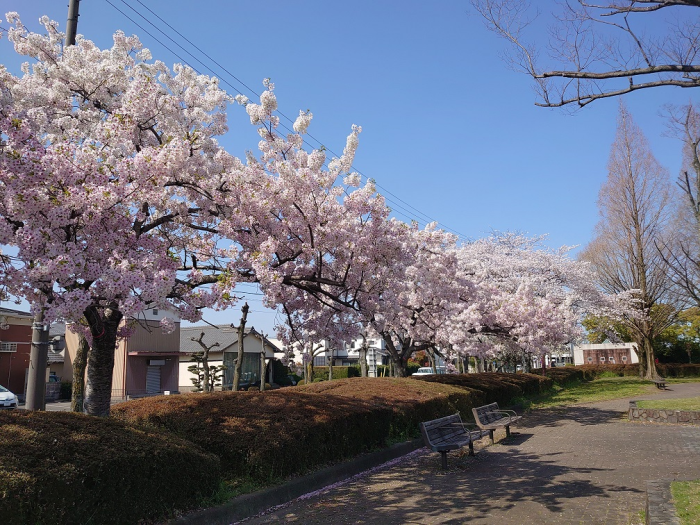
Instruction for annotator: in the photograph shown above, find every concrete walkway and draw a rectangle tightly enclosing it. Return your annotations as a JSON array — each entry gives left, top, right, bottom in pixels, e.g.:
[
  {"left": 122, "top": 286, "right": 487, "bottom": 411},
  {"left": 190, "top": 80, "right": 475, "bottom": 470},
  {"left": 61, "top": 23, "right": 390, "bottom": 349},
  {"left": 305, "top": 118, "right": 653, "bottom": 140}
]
[{"left": 242, "top": 382, "right": 700, "bottom": 524}]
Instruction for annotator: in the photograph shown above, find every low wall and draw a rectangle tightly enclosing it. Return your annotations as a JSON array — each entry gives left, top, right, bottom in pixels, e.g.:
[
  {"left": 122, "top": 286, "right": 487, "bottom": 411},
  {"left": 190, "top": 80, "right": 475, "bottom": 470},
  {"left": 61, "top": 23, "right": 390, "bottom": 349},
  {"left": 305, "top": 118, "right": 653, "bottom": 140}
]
[{"left": 628, "top": 401, "right": 700, "bottom": 425}]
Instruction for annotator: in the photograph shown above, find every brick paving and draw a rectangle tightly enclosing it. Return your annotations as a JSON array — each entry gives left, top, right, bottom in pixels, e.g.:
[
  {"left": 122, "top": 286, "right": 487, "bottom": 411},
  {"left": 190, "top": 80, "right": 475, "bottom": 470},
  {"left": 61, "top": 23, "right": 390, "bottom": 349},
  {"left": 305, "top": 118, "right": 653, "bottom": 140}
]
[{"left": 242, "top": 382, "right": 700, "bottom": 524}]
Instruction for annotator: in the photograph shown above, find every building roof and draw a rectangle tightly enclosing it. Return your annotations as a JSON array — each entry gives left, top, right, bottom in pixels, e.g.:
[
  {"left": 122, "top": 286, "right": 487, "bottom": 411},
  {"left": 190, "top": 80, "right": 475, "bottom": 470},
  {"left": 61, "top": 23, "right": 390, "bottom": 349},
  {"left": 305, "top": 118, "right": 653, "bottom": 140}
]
[
  {"left": 0, "top": 306, "right": 32, "bottom": 318},
  {"left": 179, "top": 325, "right": 280, "bottom": 354}
]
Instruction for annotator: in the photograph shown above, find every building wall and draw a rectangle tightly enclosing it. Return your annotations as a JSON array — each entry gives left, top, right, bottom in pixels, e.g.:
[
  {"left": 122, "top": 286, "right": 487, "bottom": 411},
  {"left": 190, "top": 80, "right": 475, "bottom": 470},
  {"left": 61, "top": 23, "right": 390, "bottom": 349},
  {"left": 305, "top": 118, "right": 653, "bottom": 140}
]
[
  {"left": 0, "top": 323, "right": 32, "bottom": 393},
  {"left": 178, "top": 355, "right": 224, "bottom": 392},
  {"left": 573, "top": 343, "right": 639, "bottom": 366}
]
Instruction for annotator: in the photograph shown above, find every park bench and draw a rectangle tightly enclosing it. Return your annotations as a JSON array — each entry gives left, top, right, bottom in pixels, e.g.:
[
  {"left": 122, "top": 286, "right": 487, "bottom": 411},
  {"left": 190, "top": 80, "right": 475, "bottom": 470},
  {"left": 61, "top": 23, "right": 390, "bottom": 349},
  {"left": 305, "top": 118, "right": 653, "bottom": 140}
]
[
  {"left": 652, "top": 378, "right": 667, "bottom": 390},
  {"left": 472, "top": 402, "right": 522, "bottom": 444},
  {"left": 420, "top": 413, "right": 489, "bottom": 469}
]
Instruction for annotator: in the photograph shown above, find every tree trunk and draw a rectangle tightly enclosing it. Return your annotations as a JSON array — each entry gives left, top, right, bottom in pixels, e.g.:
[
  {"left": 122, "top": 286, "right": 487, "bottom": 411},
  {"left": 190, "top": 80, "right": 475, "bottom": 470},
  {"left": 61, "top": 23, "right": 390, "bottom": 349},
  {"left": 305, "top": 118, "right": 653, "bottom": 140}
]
[
  {"left": 84, "top": 306, "right": 123, "bottom": 417},
  {"left": 71, "top": 333, "right": 89, "bottom": 412},
  {"left": 202, "top": 346, "right": 211, "bottom": 393},
  {"left": 638, "top": 338, "right": 658, "bottom": 380},
  {"left": 359, "top": 344, "right": 368, "bottom": 377},
  {"left": 232, "top": 303, "right": 249, "bottom": 391},
  {"left": 260, "top": 333, "right": 266, "bottom": 392},
  {"left": 328, "top": 346, "right": 333, "bottom": 381}
]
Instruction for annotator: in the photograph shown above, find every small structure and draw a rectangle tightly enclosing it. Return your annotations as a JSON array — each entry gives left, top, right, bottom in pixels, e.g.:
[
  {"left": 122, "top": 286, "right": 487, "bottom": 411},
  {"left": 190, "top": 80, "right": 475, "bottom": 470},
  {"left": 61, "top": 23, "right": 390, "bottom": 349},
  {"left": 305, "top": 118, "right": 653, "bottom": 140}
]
[
  {"left": 64, "top": 308, "right": 181, "bottom": 399},
  {"left": 178, "top": 326, "right": 279, "bottom": 392},
  {"left": 572, "top": 342, "right": 639, "bottom": 366}
]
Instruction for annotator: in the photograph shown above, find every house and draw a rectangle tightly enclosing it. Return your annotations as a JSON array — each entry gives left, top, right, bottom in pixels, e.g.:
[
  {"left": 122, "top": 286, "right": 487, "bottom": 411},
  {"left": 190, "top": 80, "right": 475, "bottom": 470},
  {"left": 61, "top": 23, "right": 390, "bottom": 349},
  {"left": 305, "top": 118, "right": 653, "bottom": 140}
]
[
  {"left": 0, "top": 307, "right": 33, "bottom": 394},
  {"left": 286, "top": 337, "right": 390, "bottom": 377},
  {"left": 64, "top": 308, "right": 181, "bottom": 399},
  {"left": 572, "top": 342, "right": 639, "bottom": 366},
  {"left": 179, "top": 325, "right": 279, "bottom": 391}
]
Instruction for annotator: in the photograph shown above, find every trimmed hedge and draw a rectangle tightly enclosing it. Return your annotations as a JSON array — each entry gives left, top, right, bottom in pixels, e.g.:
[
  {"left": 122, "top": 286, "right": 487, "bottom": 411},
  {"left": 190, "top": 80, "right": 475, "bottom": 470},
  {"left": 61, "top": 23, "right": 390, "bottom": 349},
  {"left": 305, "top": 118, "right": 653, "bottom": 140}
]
[
  {"left": 112, "top": 378, "right": 481, "bottom": 483},
  {"left": 413, "top": 372, "right": 553, "bottom": 408},
  {"left": 0, "top": 410, "right": 220, "bottom": 525},
  {"left": 310, "top": 365, "right": 361, "bottom": 381}
]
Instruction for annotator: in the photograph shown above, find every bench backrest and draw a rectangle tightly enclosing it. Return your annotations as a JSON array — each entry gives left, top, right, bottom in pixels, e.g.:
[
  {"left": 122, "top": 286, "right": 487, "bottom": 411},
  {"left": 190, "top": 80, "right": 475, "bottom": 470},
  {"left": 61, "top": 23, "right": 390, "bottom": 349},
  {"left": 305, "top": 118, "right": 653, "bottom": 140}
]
[
  {"left": 473, "top": 402, "right": 502, "bottom": 425},
  {"left": 420, "top": 413, "right": 465, "bottom": 446}
]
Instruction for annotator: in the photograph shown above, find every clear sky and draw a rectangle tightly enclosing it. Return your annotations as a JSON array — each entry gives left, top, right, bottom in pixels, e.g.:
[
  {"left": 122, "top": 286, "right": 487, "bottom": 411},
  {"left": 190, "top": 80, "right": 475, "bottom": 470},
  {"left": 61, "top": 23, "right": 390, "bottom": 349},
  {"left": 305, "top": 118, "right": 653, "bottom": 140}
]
[{"left": 0, "top": 0, "right": 692, "bottom": 335}]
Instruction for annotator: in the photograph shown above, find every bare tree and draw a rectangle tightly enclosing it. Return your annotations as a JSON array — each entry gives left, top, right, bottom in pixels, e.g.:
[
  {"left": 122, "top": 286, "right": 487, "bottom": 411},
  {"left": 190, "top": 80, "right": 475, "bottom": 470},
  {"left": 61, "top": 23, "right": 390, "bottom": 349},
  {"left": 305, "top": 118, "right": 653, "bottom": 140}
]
[
  {"left": 659, "top": 103, "right": 700, "bottom": 304},
  {"left": 580, "top": 103, "right": 679, "bottom": 378},
  {"left": 190, "top": 332, "right": 221, "bottom": 393},
  {"left": 472, "top": 0, "right": 700, "bottom": 107}
]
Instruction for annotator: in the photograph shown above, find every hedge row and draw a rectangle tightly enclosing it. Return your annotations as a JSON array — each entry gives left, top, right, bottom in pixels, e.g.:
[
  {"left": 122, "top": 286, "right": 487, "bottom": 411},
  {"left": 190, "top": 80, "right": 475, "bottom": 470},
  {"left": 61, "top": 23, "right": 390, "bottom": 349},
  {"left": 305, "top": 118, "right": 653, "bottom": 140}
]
[
  {"left": 0, "top": 410, "right": 220, "bottom": 525},
  {"left": 2, "top": 372, "right": 557, "bottom": 524}
]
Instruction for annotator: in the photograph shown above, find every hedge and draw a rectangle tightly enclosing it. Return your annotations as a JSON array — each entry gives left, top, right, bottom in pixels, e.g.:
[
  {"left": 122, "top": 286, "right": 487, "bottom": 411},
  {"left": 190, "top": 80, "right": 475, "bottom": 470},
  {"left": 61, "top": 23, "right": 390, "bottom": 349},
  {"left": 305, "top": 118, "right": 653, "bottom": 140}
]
[
  {"left": 0, "top": 410, "right": 220, "bottom": 525},
  {"left": 310, "top": 365, "right": 361, "bottom": 381},
  {"left": 112, "top": 378, "right": 483, "bottom": 484}
]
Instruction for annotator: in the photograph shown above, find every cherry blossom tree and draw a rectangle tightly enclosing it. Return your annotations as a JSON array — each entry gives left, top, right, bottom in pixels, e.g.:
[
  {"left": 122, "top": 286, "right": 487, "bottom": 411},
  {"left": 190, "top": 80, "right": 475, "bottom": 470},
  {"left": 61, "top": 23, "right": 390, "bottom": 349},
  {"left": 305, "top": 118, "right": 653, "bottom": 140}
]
[{"left": 0, "top": 14, "right": 238, "bottom": 415}]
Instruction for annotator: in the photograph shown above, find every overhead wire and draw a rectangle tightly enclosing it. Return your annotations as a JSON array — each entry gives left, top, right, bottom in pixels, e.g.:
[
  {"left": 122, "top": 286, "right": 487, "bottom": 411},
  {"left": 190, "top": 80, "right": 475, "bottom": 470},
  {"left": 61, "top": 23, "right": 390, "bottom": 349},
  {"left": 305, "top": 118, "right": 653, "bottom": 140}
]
[{"left": 103, "top": 0, "right": 471, "bottom": 240}]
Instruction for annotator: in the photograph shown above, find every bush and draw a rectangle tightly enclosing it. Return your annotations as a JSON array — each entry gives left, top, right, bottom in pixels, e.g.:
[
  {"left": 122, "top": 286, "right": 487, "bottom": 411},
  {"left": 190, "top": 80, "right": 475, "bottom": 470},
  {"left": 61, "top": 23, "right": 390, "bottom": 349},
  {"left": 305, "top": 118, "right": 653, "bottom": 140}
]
[
  {"left": 311, "top": 366, "right": 361, "bottom": 381},
  {"left": 0, "top": 410, "right": 220, "bottom": 525},
  {"left": 59, "top": 381, "right": 72, "bottom": 400},
  {"left": 112, "top": 377, "right": 492, "bottom": 484},
  {"left": 657, "top": 363, "right": 700, "bottom": 378}
]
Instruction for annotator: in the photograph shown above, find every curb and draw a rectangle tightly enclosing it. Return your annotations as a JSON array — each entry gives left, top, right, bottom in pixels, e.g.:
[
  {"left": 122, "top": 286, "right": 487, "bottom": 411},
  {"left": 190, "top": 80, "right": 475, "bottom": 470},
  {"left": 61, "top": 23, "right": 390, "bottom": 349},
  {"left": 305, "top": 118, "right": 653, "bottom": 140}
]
[
  {"left": 169, "top": 438, "right": 425, "bottom": 525},
  {"left": 646, "top": 480, "right": 680, "bottom": 525}
]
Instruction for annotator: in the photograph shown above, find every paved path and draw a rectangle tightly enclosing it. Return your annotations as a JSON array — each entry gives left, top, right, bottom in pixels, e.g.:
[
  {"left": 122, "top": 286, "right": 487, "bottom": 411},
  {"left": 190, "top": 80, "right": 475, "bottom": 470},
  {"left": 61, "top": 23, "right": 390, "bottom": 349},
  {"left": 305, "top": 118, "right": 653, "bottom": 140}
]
[{"left": 243, "top": 382, "right": 700, "bottom": 524}]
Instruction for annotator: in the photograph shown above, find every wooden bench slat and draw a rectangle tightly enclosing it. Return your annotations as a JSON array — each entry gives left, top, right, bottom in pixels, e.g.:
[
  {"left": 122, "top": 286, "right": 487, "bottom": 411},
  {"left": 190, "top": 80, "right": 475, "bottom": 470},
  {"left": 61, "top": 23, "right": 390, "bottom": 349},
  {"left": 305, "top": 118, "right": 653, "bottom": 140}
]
[{"left": 472, "top": 402, "right": 521, "bottom": 444}]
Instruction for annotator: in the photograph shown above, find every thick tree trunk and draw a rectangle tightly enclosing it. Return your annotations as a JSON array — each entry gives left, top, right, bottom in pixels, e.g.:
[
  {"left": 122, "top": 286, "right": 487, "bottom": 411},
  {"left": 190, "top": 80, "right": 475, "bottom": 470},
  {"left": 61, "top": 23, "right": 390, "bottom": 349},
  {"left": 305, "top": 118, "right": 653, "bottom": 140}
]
[
  {"left": 71, "top": 333, "right": 89, "bottom": 412},
  {"left": 84, "top": 306, "right": 123, "bottom": 417},
  {"left": 327, "top": 346, "right": 333, "bottom": 381},
  {"left": 359, "top": 344, "right": 368, "bottom": 377},
  {"left": 232, "top": 303, "right": 249, "bottom": 391},
  {"left": 637, "top": 338, "right": 658, "bottom": 380}
]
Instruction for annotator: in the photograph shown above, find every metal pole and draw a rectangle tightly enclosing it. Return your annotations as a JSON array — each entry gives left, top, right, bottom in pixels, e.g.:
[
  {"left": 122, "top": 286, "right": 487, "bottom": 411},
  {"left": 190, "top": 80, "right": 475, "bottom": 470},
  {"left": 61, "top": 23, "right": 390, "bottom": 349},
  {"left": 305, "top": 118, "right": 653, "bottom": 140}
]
[
  {"left": 66, "top": 0, "right": 81, "bottom": 47},
  {"left": 25, "top": 310, "right": 49, "bottom": 410}
]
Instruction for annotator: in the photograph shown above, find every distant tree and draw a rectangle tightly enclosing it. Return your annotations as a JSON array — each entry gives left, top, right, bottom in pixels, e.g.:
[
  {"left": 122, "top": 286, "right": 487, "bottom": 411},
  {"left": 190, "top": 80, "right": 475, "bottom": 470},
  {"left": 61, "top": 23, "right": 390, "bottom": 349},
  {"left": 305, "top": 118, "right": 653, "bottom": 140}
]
[
  {"left": 189, "top": 332, "right": 221, "bottom": 393},
  {"left": 580, "top": 103, "right": 679, "bottom": 379},
  {"left": 187, "top": 352, "right": 226, "bottom": 392},
  {"left": 472, "top": 0, "right": 700, "bottom": 108},
  {"left": 654, "top": 307, "right": 700, "bottom": 363}
]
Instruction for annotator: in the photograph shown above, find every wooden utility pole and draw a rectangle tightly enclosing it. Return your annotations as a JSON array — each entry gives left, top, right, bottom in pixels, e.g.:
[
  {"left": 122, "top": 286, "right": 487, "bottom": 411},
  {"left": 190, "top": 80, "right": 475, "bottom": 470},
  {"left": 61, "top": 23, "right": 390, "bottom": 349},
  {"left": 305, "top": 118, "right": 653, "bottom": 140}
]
[
  {"left": 232, "top": 303, "right": 249, "bottom": 391},
  {"left": 66, "top": 0, "right": 81, "bottom": 46}
]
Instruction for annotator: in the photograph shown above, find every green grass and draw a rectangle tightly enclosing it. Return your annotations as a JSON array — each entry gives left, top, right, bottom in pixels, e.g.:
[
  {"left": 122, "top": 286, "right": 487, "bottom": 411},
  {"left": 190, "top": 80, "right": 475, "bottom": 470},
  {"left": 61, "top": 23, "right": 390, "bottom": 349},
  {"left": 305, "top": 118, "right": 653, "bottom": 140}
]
[
  {"left": 522, "top": 377, "right": 657, "bottom": 409},
  {"left": 672, "top": 480, "right": 700, "bottom": 524},
  {"left": 636, "top": 397, "right": 700, "bottom": 411}
]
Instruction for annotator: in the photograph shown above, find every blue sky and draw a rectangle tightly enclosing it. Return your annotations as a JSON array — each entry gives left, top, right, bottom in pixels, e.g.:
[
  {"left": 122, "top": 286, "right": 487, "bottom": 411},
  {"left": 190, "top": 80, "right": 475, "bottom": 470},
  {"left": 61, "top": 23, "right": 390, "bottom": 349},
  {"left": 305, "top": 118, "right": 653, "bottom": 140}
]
[{"left": 0, "top": 0, "right": 692, "bottom": 335}]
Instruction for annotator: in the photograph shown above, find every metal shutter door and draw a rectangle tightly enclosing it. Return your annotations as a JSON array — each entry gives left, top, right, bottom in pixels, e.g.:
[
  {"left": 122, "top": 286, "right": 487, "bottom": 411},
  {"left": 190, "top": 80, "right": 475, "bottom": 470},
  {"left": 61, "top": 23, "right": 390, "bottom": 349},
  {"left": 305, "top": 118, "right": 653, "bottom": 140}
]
[{"left": 146, "top": 366, "right": 161, "bottom": 394}]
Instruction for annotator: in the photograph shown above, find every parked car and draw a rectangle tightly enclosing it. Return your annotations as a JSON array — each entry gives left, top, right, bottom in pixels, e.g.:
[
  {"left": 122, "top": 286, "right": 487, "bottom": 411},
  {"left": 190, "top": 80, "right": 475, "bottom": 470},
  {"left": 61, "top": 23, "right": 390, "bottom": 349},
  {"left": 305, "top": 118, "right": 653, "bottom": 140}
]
[
  {"left": 412, "top": 366, "right": 447, "bottom": 376},
  {"left": 0, "top": 385, "right": 18, "bottom": 409}
]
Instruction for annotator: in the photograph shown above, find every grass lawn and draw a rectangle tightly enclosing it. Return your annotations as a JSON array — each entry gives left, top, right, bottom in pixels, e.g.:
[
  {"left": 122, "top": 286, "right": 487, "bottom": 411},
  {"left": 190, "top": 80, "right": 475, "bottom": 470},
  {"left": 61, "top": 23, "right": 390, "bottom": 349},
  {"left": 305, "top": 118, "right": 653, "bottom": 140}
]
[
  {"left": 636, "top": 397, "right": 700, "bottom": 411},
  {"left": 523, "top": 377, "right": 657, "bottom": 409},
  {"left": 672, "top": 480, "right": 700, "bottom": 524}
]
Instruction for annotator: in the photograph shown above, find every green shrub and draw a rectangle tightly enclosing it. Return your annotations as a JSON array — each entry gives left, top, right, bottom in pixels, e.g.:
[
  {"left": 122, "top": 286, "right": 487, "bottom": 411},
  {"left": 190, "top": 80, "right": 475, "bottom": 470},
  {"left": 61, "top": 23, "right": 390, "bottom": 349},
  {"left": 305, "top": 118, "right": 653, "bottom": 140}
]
[
  {"left": 657, "top": 363, "right": 700, "bottom": 378},
  {"left": 0, "top": 410, "right": 220, "bottom": 525},
  {"left": 311, "top": 366, "right": 361, "bottom": 381},
  {"left": 59, "top": 381, "right": 72, "bottom": 400}
]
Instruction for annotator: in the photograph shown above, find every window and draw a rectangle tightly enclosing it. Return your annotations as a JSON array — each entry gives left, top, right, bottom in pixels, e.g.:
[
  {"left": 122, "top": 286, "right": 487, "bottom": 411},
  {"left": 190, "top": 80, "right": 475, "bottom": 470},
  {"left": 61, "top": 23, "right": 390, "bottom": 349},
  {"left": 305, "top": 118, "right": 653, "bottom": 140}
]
[
  {"left": 0, "top": 342, "right": 17, "bottom": 352},
  {"left": 152, "top": 309, "right": 159, "bottom": 316},
  {"left": 313, "top": 356, "right": 326, "bottom": 367},
  {"left": 609, "top": 358, "right": 615, "bottom": 364},
  {"left": 587, "top": 356, "right": 593, "bottom": 363},
  {"left": 600, "top": 356, "right": 606, "bottom": 362},
  {"left": 622, "top": 355, "right": 627, "bottom": 362}
]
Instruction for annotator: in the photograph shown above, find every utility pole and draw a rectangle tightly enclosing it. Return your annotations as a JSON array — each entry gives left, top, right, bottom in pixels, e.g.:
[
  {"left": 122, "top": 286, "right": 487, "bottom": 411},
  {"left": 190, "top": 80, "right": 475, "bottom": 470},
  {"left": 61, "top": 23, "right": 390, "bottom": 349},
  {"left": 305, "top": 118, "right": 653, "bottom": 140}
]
[
  {"left": 25, "top": 310, "right": 50, "bottom": 410},
  {"left": 66, "top": 0, "right": 81, "bottom": 46}
]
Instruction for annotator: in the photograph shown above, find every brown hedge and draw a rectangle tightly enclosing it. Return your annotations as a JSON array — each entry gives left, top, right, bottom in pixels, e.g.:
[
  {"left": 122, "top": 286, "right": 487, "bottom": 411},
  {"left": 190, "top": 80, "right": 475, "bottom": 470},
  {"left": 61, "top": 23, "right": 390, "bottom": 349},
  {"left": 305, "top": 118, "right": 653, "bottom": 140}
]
[
  {"left": 112, "top": 377, "right": 492, "bottom": 483},
  {"left": 411, "top": 372, "right": 553, "bottom": 408},
  {"left": 0, "top": 410, "right": 220, "bottom": 525}
]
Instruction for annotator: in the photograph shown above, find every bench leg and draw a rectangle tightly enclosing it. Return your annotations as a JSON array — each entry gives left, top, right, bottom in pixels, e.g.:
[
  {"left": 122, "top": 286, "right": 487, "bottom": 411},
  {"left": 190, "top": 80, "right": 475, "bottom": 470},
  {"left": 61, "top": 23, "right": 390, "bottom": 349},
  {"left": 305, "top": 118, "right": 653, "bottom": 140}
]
[
  {"left": 489, "top": 429, "right": 494, "bottom": 444},
  {"left": 440, "top": 451, "right": 448, "bottom": 470},
  {"left": 506, "top": 425, "right": 511, "bottom": 438},
  {"left": 468, "top": 441, "right": 475, "bottom": 457}
]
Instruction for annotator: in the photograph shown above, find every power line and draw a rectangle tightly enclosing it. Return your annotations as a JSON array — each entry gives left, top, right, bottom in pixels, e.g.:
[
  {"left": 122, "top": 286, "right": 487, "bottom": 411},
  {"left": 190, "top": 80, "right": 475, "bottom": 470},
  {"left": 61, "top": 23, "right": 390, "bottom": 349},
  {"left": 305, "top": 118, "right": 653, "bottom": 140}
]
[{"left": 102, "top": 0, "right": 470, "bottom": 240}]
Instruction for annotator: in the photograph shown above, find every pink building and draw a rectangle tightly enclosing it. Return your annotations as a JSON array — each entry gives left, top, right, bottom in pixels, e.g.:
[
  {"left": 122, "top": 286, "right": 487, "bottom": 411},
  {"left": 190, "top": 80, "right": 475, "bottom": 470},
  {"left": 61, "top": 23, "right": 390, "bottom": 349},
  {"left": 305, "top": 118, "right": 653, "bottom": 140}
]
[{"left": 64, "top": 309, "right": 180, "bottom": 399}]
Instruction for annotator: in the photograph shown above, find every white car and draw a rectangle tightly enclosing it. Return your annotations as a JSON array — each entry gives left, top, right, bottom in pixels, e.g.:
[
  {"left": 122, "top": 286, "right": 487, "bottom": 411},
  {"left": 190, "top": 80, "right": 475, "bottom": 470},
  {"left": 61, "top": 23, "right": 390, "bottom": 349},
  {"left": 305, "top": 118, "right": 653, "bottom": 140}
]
[
  {"left": 412, "top": 366, "right": 447, "bottom": 376},
  {"left": 0, "top": 385, "right": 18, "bottom": 409}
]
